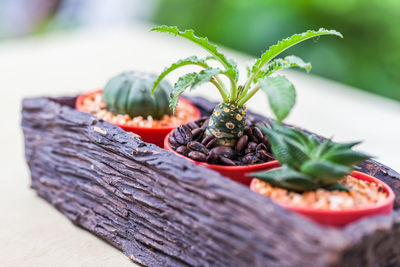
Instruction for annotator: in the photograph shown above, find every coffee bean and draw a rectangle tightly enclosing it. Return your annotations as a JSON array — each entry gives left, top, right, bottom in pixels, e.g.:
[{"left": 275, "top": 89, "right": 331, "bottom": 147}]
[
  {"left": 262, "top": 135, "right": 269, "bottom": 146},
  {"left": 219, "top": 156, "right": 236, "bottom": 166},
  {"left": 262, "top": 135, "right": 271, "bottom": 151},
  {"left": 257, "top": 149, "right": 274, "bottom": 161},
  {"left": 187, "top": 121, "right": 198, "bottom": 130},
  {"left": 188, "top": 151, "right": 207, "bottom": 162},
  {"left": 177, "top": 125, "right": 192, "bottom": 144},
  {"left": 201, "top": 119, "right": 209, "bottom": 129},
  {"left": 246, "top": 127, "right": 258, "bottom": 142},
  {"left": 195, "top": 117, "right": 207, "bottom": 126},
  {"left": 206, "top": 152, "right": 219, "bottom": 164},
  {"left": 188, "top": 141, "right": 209, "bottom": 155},
  {"left": 191, "top": 128, "right": 204, "bottom": 140},
  {"left": 173, "top": 128, "right": 186, "bottom": 145},
  {"left": 244, "top": 126, "right": 252, "bottom": 136},
  {"left": 244, "top": 148, "right": 252, "bottom": 155},
  {"left": 210, "top": 146, "right": 235, "bottom": 159},
  {"left": 169, "top": 130, "right": 180, "bottom": 147},
  {"left": 242, "top": 154, "right": 259, "bottom": 164},
  {"left": 176, "top": 146, "right": 190, "bottom": 156},
  {"left": 173, "top": 117, "right": 274, "bottom": 166},
  {"left": 205, "top": 138, "right": 217, "bottom": 149},
  {"left": 235, "top": 135, "right": 248, "bottom": 152},
  {"left": 256, "top": 143, "right": 267, "bottom": 153},
  {"left": 247, "top": 142, "right": 257, "bottom": 152},
  {"left": 202, "top": 134, "right": 215, "bottom": 146},
  {"left": 253, "top": 126, "right": 264, "bottom": 141}
]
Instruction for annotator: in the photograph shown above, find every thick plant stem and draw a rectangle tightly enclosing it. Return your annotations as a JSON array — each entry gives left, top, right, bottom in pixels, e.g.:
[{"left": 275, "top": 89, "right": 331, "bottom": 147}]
[
  {"left": 205, "top": 102, "right": 246, "bottom": 147},
  {"left": 210, "top": 78, "right": 229, "bottom": 102},
  {"left": 240, "top": 72, "right": 258, "bottom": 99},
  {"left": 237, "top": 84, "right": 261, "bottom": 106}
]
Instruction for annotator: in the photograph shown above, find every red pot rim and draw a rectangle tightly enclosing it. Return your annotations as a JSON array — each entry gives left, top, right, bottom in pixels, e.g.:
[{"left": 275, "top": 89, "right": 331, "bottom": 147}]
[
  {"left": 164, "top": 132, "right": 281, "bottom": 171},
  {"left": 250, "top": 171, "right": 395, "bottom": 214},
  {"left": 75, "top": 89, "right": 201, "bottom": 132}
]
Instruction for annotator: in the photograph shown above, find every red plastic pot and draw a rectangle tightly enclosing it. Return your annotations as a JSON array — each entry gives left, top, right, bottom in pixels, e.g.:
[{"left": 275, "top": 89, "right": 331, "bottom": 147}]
[
  {"left": 250, "top": 171, "right": 395, "bottom": 227},
  {"left": 76, "top": 90, "right": 201, "bottom": 147},
  {"left": 164, "top": 132, "right": 281, "bottom": 185}
]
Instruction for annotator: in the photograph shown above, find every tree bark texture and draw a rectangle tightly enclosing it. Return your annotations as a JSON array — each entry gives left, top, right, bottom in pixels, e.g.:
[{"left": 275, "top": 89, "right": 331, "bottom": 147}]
[{"left": 21, "top": 96, "right": 400, "bottom": 267}]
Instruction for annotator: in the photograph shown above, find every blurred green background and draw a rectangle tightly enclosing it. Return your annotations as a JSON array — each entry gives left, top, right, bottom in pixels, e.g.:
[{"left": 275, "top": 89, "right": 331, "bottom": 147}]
[
  {"left": 1, "top": 0, "right": 399, "bottom": 101},
  {"left": 153, "top": 0, "right": 400, "bottom": 101}
]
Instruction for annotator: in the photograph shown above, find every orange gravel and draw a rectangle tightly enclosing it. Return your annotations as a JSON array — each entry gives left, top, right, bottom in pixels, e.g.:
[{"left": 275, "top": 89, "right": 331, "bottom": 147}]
[
  {"left": 80, "top": 91, "right": 198, "bottom": 128},
  {"left": 252, "top": 175, "right": 388, "bottom": 210}
]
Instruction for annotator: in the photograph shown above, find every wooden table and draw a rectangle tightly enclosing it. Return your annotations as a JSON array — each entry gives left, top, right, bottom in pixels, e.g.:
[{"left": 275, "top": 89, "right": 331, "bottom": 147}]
[{"left": 1, "top": 23, "right": 399, "bottom": 266}]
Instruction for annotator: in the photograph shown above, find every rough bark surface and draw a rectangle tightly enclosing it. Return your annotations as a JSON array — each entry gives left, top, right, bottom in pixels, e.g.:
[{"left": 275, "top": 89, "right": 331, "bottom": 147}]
[{"left": 21, "top": 96, "right": 400, "bottom": 267}]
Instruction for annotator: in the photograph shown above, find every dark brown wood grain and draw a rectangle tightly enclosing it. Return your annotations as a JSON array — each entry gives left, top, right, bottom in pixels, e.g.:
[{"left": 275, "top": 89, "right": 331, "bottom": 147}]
[{"left": 22, "top": 96, "right": 400, "bottom": 267}]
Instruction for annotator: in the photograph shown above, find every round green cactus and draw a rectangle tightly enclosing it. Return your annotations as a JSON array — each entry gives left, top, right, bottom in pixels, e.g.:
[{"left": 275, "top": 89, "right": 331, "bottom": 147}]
[{"left": 103, "top": 71, "right": 173, "bottom": 119}]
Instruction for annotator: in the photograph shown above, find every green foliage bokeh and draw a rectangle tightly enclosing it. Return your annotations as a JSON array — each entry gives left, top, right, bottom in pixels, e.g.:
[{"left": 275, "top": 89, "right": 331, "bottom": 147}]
[{"left": 153, "top": 0, "right": 400, "bottom": 101}]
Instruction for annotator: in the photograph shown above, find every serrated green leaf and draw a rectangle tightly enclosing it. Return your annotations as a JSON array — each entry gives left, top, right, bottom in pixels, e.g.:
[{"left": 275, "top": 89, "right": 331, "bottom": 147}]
[
  {"left": 250, "top": 28, "right": 342, "bottom": 75},
  {"left": 254, "top": 56, "right": 312, "bottom": 82},
  {"left": 170, "top": 73, "right": 197, "bottom": 112},
  {"left": 300, "top": 160, "right": 352, "bottom": 184},
  {"left": 152, "top": 56, "right": 209, "bottom": 93},
  {"left": 246, "top": 65, "right": 251, "bottom": 78},
  {"left": 259, "top": 75, "right": 296, "bottom": 123},
  {"left": 151, "top": 25, "right": 238, "bottom": 82},
  {"left": 170, "top": 68, "right": 221, "bottom": 111},
  {"left": 190, "top": 68, "right": 222, "bottom": 91}
]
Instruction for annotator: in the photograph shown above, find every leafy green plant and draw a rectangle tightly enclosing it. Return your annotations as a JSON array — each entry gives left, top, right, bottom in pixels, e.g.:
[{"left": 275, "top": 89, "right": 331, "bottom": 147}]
[
  {"left": 151, "top": 25, "right": 342, "bottom": 146},
  {"left": 250, "top": 123, "right": 371, "bottom": 192}
]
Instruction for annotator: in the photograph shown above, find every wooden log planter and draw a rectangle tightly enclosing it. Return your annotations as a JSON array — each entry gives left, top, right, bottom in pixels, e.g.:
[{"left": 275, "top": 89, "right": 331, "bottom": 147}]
[{"left": 21, "top": 95, "right": 400, "bottom": 267}]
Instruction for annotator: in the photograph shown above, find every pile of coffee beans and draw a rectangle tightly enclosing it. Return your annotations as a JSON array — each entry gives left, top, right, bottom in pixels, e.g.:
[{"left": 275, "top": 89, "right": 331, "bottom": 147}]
[{"left": 168, "top": 116, "right": 275, "bottom": 166}]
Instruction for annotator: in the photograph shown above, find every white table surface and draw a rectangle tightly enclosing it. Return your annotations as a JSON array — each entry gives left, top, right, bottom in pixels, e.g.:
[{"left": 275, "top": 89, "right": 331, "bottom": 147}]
[{"left": 1, "top": 23, "right": 399, "bottom": 266}]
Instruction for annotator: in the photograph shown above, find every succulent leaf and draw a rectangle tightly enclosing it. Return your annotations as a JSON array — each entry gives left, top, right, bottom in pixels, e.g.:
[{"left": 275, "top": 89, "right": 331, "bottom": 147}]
[
  {"left": 300, "top": 159, "right": 352, "bottom": 185},
  {"left": 324, "top": 183, "right": 350, "bottom": 192},
  {"left": 272, "top": 125, "right": 313, "bottom": 152},
  {"left": 259, "top": 75, "right": 296, "bottom": 123},
  {"left": 322, "top": 149, "right": 371, "bottom": 166},
  {"left": 251, "top": 166, "right": 319, "bottom": 191},
  {"left": 283, "top": 137, "right": 311, "bottom": 167},
  {"left": 253, "top": 124, "right": 371, "bottom": 192},
  {"left": 261, "top": 126, "right": 293, "bottom": 165},
  {"left": 314, "top": 139, "right": 334, "bottom": 158}
]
